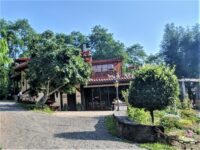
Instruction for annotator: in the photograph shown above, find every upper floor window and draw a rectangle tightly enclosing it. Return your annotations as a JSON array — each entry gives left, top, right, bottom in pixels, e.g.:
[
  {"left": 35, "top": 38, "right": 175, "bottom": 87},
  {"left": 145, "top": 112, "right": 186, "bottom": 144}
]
[{"left": 92, "top": 64, "right": 113, "bottom": 73}]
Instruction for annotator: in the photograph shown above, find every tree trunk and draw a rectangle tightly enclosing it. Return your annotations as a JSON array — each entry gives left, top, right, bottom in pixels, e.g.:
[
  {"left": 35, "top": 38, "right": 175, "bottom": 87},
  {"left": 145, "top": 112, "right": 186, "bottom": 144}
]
[
  {"left": 150, "top": 110, "right": 154, "bottom": 124},
  {"left": 37, "top": 84, "right": 65, "bottom": 107},
  {"left": 60, "top": 92, "right": 63, "bottom": 111}
]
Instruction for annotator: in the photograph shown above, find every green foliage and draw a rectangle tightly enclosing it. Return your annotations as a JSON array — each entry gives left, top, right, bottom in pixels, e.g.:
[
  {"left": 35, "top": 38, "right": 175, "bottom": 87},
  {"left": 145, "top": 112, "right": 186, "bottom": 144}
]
[
  {"left": 126, "top": 44, "right": 147, "bottom": 66},
  {"left": 139, "top": 143, "right": 175, "bottom": 150},
  {"left": 105, "top": 116, "right": 117, "bottom": 136},
  {"left": 128, "top": 65, "right": 179, "bottom": 123},
  {"left": 121, "top": 89, "right": 129, "bottom": 106},
  {"left": 160, "top": 23, "right": 200, "bottom": 78},
  {"left": 180, "top": 109, "right": 196, "bottom": 118},
  {"left": 33, "top": 105, "right": 53, "bottom": 114},
  {"left": 65, "top": 31, "right": 88, "bottom": 48},
  {"left": 19, "top": 103, "right": 53, "bottom": 113},
  {"left": 160, "top": 114, "right": 180, "bottom": 130},
  {"left": 0, "top": 39, "right": 12, "bottom": 99},
  {"left": 89, "top": 25, "right": 127, "bottom": 60},
  {"left": 127, "top": 106, "right": 150, "bottom": 124},
  {"left": 19, "top": 103, "right": 36, "bottom": 110},
  {"left": 27, "top": 30, "right": 91, "bottom": 98},
  {"left": 181, "top": 98, "right": 193, "bottom": 109},
  {"left": 175, "top": 119, "right": 193, "bottom": 129},
  {"left": 145, "top": 53, "right": 164, "bottom": 65},
  {"left": 0, "top": 19, "right": 36, "bottom": 58}
]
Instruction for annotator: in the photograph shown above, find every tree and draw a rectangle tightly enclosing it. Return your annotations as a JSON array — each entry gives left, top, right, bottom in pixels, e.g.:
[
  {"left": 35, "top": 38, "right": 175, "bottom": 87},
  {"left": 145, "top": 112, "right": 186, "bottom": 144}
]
[
  {"left": 160, "top": 23, "right": 200, "bottom": 78},
  {"left": 89, "top": 25, "right": 127, "bottom": 60},
  {"left": 27, "top": 30, "right": 91, "bottom": 107},
  {"left": 0, "top": 19, "right": 35, "bottom": 58},
  {"left": 66, "top": 31, "right": 89, "bottom": 48},
  {"left": 128, "top": 65, "right": 179, "bottom": 124},
  {"left": 0, "top": 39, "right": 12, "bottom": 99},
  {"left": 145, "top": 53, "right": 164, "bottom": 65},
  {"left": 126, "top": 44, "right": 147, "bottom": 66}
]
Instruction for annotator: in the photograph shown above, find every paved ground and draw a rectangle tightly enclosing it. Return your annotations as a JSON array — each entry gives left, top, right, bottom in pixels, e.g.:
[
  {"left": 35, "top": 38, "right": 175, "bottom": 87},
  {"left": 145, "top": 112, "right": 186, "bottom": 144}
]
[{"left": 0, "top": 101, "right": 143, "bottom": 149}]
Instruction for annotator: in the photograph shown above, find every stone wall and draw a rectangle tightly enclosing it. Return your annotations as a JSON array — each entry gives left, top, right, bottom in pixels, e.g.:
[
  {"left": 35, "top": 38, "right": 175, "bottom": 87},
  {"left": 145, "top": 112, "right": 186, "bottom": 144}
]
[{"left": 113, "top": 112, "right": 164, "bottom": 143}]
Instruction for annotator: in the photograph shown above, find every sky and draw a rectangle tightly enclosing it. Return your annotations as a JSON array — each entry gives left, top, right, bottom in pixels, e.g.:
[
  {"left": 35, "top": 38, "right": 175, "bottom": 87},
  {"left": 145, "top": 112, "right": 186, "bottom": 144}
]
[{"left": 0, "top": 0, "right": 199, "bottom": 54}]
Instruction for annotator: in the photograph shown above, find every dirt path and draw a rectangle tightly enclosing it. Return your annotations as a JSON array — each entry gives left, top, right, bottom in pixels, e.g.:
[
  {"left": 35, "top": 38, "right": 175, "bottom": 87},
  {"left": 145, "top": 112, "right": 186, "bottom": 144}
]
[{"left": 0, "top": 101, "right": 142, "bottom": 149}]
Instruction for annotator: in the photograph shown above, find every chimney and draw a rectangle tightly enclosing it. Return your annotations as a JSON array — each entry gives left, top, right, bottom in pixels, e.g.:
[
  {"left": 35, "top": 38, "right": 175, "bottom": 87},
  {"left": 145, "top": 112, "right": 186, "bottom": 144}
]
[{"left": 83, "top": 44, "right": 87, "bottom": 51}]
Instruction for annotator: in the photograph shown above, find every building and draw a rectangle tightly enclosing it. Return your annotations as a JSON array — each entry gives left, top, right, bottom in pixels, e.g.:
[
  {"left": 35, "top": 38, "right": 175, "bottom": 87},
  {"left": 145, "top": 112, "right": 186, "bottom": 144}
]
[{"left": 11, "top": 50, "right": 134, "bottom": 110}]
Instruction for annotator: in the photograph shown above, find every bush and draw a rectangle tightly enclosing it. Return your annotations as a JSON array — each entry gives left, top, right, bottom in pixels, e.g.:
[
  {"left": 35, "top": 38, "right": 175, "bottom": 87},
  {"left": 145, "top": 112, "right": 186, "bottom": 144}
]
[
  {"left": 139, "top": 143, "right": 175, "bottom": 150},
  {"left": 33, "top": 105, "right": 53, "bottom": 114},
  {"left": 121, "top": 89, "right": 129, "bottom": 106},
  {"left": 128, "top": 65, "right": 179, "bottom": 124},
  {"left": 175, "top": 119, "right": 193, "bottom": 129},
  {"left": 180, "top": 109, "right": 196, "bottom": 118},
  {"left": 105, "top": 116, "right": 117, "bottom": 136},
  {"left": 128, "top": 106, "right": 150, "bottom": 125},
  {"left": 180, "top": 109, "right": 200, "bottom": 123},
  {"left": 160, "top": 114, "right": 180, "bottom": 130},
  {"left": 181, "top": 98, "right": 193, "bottom": 109}
]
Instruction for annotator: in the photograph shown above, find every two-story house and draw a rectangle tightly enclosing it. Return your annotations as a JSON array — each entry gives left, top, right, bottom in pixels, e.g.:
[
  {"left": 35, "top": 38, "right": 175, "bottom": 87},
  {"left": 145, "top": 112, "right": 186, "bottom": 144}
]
[{"left": 11, "top": 49, "right": 133, "bottom": 110}]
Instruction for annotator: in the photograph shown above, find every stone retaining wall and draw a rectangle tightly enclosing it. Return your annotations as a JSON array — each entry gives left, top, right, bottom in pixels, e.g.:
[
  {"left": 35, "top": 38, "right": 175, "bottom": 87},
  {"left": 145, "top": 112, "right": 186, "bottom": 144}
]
[{"left": 113, "top": 111, "right": 165, "bottom": 143}]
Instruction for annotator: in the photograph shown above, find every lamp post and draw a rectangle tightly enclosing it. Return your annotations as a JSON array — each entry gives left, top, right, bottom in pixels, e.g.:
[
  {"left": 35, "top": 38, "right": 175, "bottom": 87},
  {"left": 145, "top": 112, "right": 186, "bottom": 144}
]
[{"left": 114, "top": 80, "right": 119, "bottom": 111}]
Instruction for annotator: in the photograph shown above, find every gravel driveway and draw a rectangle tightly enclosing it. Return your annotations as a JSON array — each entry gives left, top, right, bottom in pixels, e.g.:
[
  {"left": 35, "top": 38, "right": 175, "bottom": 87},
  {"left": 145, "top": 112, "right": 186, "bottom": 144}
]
[{"left": 0, "top": 101, "right": 142, "bottom": 149}]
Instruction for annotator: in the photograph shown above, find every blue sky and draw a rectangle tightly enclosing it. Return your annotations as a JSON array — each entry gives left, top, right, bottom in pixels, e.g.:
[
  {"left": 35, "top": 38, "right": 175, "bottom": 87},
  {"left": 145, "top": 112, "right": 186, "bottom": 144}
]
[{"left": 0, "top": 0, "right": 199, "bottom": 54}]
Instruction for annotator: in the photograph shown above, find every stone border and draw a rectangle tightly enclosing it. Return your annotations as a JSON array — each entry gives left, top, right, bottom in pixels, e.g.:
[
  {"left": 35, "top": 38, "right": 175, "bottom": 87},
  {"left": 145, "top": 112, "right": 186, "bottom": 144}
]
[{"left": 113, "top": 111, "right": 164, "bottom": 143}]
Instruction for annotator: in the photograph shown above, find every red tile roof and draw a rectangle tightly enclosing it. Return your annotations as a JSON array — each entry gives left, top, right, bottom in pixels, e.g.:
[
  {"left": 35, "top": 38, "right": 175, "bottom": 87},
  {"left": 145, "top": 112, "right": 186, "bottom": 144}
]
[
  {"left": 14, "top": 62, "right": 28, "bottom": 71},
  {"left": 15, "top": 58, "right": 30, "bottom": 63},
  {"left": 92, "top": 58, "right": 122, "bottom": 65},
  {"left": 88, "top": 74, "right": 134, "bottom": 85}
]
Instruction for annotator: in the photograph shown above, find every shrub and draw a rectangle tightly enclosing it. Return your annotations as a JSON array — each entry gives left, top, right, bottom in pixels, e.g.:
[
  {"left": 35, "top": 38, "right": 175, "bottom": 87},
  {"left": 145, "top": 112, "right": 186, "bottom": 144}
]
[
  {"left": 128, "top": 65, "right": 179, "bottom": 124},
  {"left": 181, "top": 98, "right": 193, "bottom": 109},
  {"left": 180, "top": 109, "right": 200, "bottom": 123},
  {"left": 175, "top": 119, "right": 193, "bottom": 129},
  {"left": 105, "top": 116, "right": 117, "bottom": 136},
  {"left": 180, "top": 109, "right": 196, "bottom": 118},
  {"left": 121, "top": 89, "right": 129, "bottom": 106},
  {"left": 139, "top": 143, "right": 175, "bottom": 150},
  {"left": 128, "top": 106, "right": 150, "bottom": 125},
  {"left": 160, "top": 114, "right": 180, "bottom": 130}
]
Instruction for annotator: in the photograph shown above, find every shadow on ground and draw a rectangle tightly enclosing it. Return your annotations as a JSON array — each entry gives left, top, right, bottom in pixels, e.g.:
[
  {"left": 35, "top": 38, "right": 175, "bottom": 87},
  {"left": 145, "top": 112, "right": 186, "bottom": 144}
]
[
  {"left": 0, "top": 101, "right": 24, "bottom": 111},
  {"left": 54, "top": 118, "right": 120, "bottom": 141}
]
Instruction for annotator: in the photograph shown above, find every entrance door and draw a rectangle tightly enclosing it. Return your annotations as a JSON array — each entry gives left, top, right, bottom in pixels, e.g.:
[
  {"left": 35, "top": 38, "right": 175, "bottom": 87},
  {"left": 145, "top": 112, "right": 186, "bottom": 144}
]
[{"left": 67, "top": 94, "right": 76, "bottom": 111}]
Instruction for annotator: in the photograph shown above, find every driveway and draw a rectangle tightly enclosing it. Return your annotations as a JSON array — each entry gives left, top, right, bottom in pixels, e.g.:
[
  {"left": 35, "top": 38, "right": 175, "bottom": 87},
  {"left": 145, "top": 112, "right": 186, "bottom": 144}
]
[{"left": 0, "top": 101, "right": 142, "bottom": 149}]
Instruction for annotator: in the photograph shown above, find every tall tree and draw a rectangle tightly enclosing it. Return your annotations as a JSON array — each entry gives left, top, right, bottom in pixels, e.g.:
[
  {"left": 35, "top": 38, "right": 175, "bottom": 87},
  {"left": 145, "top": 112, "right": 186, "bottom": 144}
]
[
  {"left": 66, "top": 31, "right": 88, "bottom": 48},
  {"left": 0, "top": 39, "right": 12, "bottom": 99},
  {"left": 145, "top": 53, "right": 164, "bottom": 65},
  {"left": 89, "top": 25, "right": 127, "bottom": 60},
  {"left": 27, "top": 30, "right": 91, "bottom": 106},
  {"left": 126, "top": 44, "right": 147, "bottom": 66},
  {"left": 161, "top": 23, "right": 200, "bottom": 78},
  {"left": 0, "top": 19, "right": 35, "bottom": 58}
]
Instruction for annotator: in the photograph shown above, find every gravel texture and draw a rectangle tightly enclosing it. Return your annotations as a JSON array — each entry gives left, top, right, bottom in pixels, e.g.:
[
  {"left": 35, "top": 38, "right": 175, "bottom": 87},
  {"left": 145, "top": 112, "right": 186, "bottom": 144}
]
[{"left": 0, "top": 101, "right": 143, "bottom": 149}]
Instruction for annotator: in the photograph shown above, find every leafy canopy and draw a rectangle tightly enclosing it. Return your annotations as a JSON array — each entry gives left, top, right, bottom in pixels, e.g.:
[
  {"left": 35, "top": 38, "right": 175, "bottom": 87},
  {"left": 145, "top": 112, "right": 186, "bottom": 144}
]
[
  {"left": 27, "top": 30, "right": 91, "bottom": 95},
  {"left": 128, "top": 65, "right": 179, "bottom": 123},
  {"left": 0, "top": 19, "right": 35, "bottom": 58},
  {"left": 89, "top": 25, "right": 127, "bottom": 60},
  {"left": 126, "top": 44, "right": 147, "bottom": 66},
  {"left": 160, "top": 23, "right": 200, "bottom": 78},
  {"left": 0, "top": 39, "right": 12, "bottom": 99}
]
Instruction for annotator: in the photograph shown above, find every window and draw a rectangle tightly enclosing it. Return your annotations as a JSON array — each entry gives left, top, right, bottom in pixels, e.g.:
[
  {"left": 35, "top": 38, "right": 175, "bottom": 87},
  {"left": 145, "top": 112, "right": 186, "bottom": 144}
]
[{"left": 92, "top": 64, "right": 114, "bottom": 73}]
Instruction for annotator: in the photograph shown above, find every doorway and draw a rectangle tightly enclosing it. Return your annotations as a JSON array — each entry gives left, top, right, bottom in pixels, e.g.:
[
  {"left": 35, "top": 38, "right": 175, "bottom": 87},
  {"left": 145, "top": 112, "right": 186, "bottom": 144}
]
[{"left": 67, "top": 94, "right": 76, "bottom": 111}]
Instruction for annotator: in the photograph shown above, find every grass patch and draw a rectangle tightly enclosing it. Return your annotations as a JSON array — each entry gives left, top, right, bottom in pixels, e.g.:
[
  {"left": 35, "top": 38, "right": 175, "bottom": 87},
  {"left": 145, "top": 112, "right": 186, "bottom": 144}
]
[
  {"left": 105, "top": 116, "right": 118, "bottom": 136},
  {"left": 139, "top": 143, "right": 176, "bottom": 150},
  {"left": 33, "top": 105, "right": 53, "bottom": 114},
  {"left": 18, "top": 103, "right": 53, "bottom": 114},
  {"left": 18, "top": 103, "right": 36, "bottom": 110}
]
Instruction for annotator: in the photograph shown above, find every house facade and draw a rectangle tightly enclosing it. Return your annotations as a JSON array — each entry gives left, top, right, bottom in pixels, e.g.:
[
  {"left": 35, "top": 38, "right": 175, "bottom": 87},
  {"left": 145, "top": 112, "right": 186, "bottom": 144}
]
[{"left": 11, "top": 50, "right": 134, "bottom": 110}]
